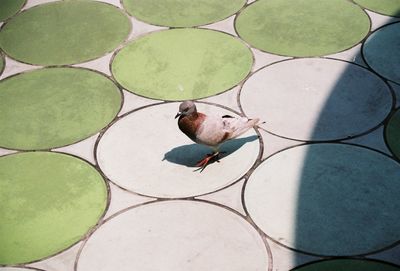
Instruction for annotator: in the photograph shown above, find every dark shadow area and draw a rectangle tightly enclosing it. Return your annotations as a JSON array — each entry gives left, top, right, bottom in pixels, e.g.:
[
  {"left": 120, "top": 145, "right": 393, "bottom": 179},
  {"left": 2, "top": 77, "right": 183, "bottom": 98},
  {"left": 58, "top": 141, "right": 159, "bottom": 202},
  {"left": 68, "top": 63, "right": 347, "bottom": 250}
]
[
  {"left": 297, "top": 63, "right": 393, "bottom": 141},
  {"left": 294, "top": 144, "right": 400, "bottom": 257},
  {"left": 163, "top": 135, "right": 258, "bottom": 167},
  {"left": 294, "top": 7, "right": 400, "bottom": 264}
]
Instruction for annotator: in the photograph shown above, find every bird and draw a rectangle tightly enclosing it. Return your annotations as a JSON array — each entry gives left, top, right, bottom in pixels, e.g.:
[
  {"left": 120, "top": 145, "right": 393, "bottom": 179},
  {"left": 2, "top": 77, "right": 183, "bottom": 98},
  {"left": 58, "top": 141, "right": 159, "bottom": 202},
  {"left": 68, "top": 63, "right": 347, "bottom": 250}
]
[{"left": 175, "top": 101, "right": 261, "bottom": 170}]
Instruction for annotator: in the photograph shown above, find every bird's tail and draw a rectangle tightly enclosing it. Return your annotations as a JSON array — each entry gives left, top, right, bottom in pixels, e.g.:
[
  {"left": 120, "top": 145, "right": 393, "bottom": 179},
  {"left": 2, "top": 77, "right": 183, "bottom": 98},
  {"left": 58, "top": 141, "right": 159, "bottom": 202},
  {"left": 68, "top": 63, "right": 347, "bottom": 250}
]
[{"left": 230, "top": 118, "right": 261, "bottom": 139}]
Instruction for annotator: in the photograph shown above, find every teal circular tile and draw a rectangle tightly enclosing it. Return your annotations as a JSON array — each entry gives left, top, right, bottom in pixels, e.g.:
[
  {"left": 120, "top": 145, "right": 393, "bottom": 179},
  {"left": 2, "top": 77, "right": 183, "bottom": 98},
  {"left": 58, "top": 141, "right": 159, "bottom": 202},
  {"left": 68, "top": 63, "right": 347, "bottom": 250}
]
[
  {"left": 353, "top": 0, "right": 400, "bottom": 17},
  {"left": 0, "top": 152, "right": 108, "bottom": 265},
  {"left": 235, "top": 0, "right": 370, "bottom": 57},
  {"left": 0, "top": 0, "right": 25, "bottom": 21},
  {"left": 244, "top": 143, "right": 400, "bottom": 256},
  {"left": 385, "top": 108, "right": 400, "bottom": 160},
  {"left": 0, "top": 0, "right": 131, "bottom": 65},
  {"left": 362, "top": 22, "right": 400, "bottom": 84},
  {"left": 0, "top": 67, "right": 121, "bottom": 150},
  {"left": 123, "top": 0, "right": 246, "bottom": 27},
  {"left": 111, "top": 28, "right": 253, "bottom": 101},
  {"left": 292, "top": 259, "right": 400, "bottom": 271}
]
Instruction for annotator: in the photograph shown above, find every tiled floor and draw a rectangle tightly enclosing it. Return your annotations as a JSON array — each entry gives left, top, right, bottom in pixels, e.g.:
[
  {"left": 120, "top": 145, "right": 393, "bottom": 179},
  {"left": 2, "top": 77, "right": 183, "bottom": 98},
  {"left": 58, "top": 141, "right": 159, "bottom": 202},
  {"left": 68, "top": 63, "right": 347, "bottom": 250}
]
[{"left": 1, "top": 0, "right": 400, "bottom": 270}]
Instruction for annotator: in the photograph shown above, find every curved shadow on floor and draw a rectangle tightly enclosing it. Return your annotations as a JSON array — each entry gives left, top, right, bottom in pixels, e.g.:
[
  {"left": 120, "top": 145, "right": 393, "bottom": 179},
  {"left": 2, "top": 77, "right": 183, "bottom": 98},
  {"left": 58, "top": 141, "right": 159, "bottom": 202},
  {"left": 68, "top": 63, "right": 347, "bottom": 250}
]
[
  {"left": 163, "top": 135, "right": 258, "bottom": 167},
  {"left": 294, "top": 144, "right": 400, "bottom": 257},
  {"left": 293, "top": 7, "right": 400, "bottom": 266}
]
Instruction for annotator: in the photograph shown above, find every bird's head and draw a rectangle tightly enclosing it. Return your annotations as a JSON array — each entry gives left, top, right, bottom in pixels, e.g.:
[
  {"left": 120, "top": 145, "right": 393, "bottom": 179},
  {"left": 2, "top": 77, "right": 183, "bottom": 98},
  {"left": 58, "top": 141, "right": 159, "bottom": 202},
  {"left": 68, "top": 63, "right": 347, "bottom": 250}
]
[{"left": 175, "top": 101, "right": 197, "bottom": 119}]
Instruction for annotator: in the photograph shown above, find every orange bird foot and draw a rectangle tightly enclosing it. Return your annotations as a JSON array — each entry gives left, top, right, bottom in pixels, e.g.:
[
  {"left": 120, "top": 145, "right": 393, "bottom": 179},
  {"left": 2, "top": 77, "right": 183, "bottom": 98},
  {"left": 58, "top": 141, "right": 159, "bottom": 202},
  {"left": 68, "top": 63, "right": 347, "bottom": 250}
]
[{"left": 195, "top": 152, "right": 226, "bottom": 172}]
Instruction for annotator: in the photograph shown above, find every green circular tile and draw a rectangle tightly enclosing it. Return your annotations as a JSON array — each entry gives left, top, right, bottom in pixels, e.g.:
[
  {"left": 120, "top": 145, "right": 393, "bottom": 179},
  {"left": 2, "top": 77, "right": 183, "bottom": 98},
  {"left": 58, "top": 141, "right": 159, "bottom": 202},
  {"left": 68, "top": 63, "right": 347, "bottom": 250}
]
[
  {"left": 0, "top": 68, "right": 121, "bottom": 150},
  {"left": 123, "top": 0, "right": 246, "bottom": 27},
  {"left": 112, "top": 28, "right": 253, "bottom": 101},
  {"left": 292, "top": 259, "right": 400, "bottom": 271},
  {"left": 386, "top": 109, "right": 400, "bottom": 160},
  {"left": 0, "top": 152, "right": 108, "bottom": 265},
  {"left": 363, "top": 22, "right": 400, "bottom": 84},
  {"left": 235, "top": 0, "right": 370, "bottom": 57},
  {"left": 353, "top": 0, "right": 400, "bottom": 17},
  {"left": 0, "top": 0, "right": 131, "bottom": 65},
  {"left": 0, "top": 268, "right": 46, "bottom": 271},
  {"left": 0, "top": 0, "right": 25, "bottom": 21}
]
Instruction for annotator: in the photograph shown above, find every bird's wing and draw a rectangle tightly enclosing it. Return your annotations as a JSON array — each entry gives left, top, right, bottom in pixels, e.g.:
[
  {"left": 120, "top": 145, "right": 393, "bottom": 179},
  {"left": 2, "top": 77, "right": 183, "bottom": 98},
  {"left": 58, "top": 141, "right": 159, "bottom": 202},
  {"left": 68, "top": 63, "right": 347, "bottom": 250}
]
[
  {"left": 222, "top": 116, "right": 260, "bottom": 139},
  {"left": 196, "top": 114, "right": 259, "bottom": 146},
  {"left": 195, "top": 115, "right": 227, "bottom": 146}
]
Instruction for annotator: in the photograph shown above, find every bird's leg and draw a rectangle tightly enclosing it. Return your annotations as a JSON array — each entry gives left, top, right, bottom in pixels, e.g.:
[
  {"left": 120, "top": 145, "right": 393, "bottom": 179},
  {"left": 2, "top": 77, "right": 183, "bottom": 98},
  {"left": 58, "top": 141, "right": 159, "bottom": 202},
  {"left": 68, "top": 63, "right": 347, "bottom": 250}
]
[
  {"left": 207, "top": 151, "right": 227, "bottom": 163},
  {"left": 196, "top": 151, "right": 220, "bottom": 168}
]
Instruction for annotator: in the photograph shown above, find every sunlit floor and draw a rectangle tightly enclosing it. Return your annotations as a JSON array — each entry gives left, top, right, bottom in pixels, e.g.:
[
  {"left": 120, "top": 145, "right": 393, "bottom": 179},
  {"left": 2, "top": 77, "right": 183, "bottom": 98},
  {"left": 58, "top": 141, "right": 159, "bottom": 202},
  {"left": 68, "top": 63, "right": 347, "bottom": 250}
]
[{"left": 1, "top": 0, "right": 400, "bottom": 270}]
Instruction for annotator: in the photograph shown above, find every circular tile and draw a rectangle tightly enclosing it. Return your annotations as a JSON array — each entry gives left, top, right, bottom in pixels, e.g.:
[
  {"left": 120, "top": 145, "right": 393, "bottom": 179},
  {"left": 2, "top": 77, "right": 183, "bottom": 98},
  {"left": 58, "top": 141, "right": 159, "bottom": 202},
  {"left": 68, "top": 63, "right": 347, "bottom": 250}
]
[
  {"left": 0, "top": 152, "right": 108, "bottom": 265},
  {"left": 292, "top": 259, "right": 400, "bottom": 271},
  {"left": 0, "top": 53, "right": 4, "bottom": 76},
  {"left": 96, "top": 103, "right": 260, "bottom": 198},
  {"left": 123, "top": 0, "right": 246, "bottom": 27},
  {"left": 0, "top": 67, "right": 121, "bottom": 150},
  {"left": 0, "top": 0, "right": 25, "bottom": 21},
  {"left": 385, "top": 108, "right": 400, "bottom": 160},
  {"left": 244, "top": 143, "right": 400, "bottom": 256},
  {"left": 77, "top": 200, "right": 268, "bottom": 271},
  {"left": 363, "top": 22, "right": 400, "bottom": 84},
  {"left": 353, "top": 0, "right": 400, "bottom": 17},
  {"left": 111, "top": 28, "right": 253, "bottom": 101},
  {"left": 0, "top": 0, "right": 131, "bottom": 65},
  {"left": 240, "top": 58, "right": 393, "bottom": 141},
  {"left": 235, "top": 0, "right": 370, "bottom": 57}
]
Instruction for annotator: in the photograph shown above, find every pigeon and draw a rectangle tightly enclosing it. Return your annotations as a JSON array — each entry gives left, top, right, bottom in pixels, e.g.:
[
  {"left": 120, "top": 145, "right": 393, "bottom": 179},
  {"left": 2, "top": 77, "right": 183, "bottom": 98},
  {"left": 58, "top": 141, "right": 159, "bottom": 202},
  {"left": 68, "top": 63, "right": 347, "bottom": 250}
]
[{"left": 175, "top": 101, "right": 261, "bottom": 170}]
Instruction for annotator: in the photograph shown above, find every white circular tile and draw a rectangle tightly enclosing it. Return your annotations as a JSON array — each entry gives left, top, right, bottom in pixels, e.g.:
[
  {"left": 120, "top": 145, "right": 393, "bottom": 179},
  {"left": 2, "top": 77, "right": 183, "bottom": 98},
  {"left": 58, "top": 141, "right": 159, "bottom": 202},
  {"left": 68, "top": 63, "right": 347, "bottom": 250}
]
[
  {"left": 96, "top": 103, "right": 260, "bottom": 198},
  {"left": 76, "top": 200, "right": 269, "bottom": 271},
  {"left": 240, "top": 58, "right": 393, "bottom": 141},
  {"left": 244, "top": 143, "right": 400, "bottom": 256}
]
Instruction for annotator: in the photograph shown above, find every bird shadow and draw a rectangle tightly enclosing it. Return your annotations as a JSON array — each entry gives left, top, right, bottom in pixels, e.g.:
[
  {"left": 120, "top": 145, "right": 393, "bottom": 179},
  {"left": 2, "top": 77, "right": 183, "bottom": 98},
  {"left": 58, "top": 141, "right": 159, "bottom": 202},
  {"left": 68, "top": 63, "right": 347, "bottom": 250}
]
[{"left": 162, "top": 135, "right": 259, "bottom": 168}]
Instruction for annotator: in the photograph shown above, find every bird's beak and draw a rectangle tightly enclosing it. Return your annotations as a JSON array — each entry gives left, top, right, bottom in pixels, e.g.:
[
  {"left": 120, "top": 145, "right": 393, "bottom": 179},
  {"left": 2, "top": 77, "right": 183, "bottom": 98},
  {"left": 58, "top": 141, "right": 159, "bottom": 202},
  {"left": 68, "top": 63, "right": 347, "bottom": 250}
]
[{"left": 175, "top": 112, "right": 182, "bottom": 119}]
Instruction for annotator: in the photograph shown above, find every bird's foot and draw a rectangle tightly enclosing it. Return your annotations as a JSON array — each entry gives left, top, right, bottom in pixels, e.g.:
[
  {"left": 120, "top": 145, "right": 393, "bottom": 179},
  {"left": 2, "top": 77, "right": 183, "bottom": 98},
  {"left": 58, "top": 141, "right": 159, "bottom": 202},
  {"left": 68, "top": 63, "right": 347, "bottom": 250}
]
[
  {"left": 196, "top": 152, "right": 219, "bottom": 167},
  {"left": 195, "top": 152, "right": 225, "bottom": 172}
]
